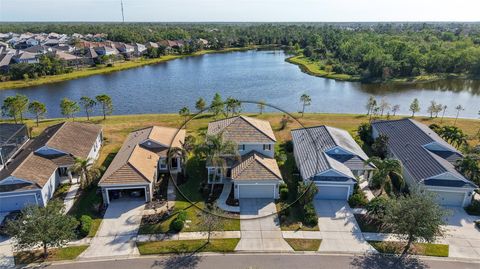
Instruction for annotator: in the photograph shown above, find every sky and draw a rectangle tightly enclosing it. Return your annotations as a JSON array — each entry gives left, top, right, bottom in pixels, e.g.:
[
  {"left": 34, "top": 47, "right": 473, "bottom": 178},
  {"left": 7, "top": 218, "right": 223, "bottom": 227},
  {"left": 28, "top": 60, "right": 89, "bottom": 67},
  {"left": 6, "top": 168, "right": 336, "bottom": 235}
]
[{"left": 0, "top": 0, "right": 479, "bottom": 22}]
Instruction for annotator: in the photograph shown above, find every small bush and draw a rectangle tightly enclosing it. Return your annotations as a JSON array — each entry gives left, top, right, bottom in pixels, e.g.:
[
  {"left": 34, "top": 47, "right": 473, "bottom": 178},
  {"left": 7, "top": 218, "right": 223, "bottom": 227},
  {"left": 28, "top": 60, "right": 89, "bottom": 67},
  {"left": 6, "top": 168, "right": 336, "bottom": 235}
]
[
  {"left": 279, "top": 183, "right": 288, "bottom": 191},
  {"left": 79, "top": 215, "right": 92, "bottom": 237},
  {"left": 176, "top": 210, "right": 187, "bottom": 222},
  {"left": 302, "top": 203, "right": 318, "bottom": 227},
  {"left": 465, "top": 200, "right": 480, "bottom": 216},
  {"left": 348, "top": 193, "right": 368, "bottom": 208},
  {"left": 280, "top": 188, "right": 289, "bottom": 201},
  {"left": 169, "top": 219, "right": 184, "bottom": 232}
]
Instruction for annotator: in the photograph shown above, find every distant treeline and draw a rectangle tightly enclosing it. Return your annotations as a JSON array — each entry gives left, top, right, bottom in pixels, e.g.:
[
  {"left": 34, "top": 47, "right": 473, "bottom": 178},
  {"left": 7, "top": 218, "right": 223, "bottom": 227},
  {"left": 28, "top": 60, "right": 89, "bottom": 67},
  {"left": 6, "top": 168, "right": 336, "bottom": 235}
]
[{"left": 2, "top": 22, "right": 480, "bottom": 81}]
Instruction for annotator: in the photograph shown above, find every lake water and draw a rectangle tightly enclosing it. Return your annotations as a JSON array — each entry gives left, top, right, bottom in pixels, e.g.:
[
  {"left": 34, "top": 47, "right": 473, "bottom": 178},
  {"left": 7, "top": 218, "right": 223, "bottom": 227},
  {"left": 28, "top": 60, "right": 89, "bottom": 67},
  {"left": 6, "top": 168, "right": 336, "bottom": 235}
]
[{"left": 1, "top": 50, "right": 480, "bottom": 118}]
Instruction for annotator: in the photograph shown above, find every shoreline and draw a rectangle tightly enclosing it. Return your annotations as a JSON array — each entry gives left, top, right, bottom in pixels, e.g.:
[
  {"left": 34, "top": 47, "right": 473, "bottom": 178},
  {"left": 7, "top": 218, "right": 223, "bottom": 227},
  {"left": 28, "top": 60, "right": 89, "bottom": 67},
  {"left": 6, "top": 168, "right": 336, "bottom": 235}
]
[
  {"left": 285, "top": 54, "right": 475, "bottom": 85},
  {"left": 0, "top": 46, "right": 259, "bottom": 90}
]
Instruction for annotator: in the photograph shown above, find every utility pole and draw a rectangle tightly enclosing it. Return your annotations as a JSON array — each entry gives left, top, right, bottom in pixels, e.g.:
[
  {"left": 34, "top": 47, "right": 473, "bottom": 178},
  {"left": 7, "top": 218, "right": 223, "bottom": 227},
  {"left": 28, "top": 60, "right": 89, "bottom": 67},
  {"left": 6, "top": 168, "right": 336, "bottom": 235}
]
[{"left": 121, "top": 0, "right": 125, "bottom": 23}]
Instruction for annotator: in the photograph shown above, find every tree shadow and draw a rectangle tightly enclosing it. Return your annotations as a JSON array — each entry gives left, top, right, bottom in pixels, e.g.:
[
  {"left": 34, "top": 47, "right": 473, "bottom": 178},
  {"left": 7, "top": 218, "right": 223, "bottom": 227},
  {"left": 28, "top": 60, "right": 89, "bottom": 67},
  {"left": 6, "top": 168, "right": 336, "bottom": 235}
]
[
  {"left": 351, "top": 253, "right": 429, "bottom": 269},
  {"left": 151, "top": 242, "right": 206, "bottom": 269}
]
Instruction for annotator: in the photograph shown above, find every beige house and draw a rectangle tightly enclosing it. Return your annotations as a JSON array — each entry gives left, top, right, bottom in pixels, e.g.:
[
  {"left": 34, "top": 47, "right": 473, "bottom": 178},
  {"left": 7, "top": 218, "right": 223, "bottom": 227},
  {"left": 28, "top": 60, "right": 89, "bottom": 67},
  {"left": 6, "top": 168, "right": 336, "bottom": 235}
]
[{"left": 99, "top": 126, "right": 185, "bottom": 205}]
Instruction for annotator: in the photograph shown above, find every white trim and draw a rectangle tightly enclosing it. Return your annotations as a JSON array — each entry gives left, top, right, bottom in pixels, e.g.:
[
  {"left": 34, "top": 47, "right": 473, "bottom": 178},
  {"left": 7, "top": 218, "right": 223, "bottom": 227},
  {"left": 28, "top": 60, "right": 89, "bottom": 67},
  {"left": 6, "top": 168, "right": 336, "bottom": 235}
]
[
  {"left": 314, "top": 183, "right": 351, "bottom": 200},
  {"left": 0, "top": 176, "right": 34, "bottom": 185},
  {"left": 314, "top": 169, "right": 356, "bottom": 182},
  {"left": 235, "top": 182, "right": 277, "bottom": 199}
]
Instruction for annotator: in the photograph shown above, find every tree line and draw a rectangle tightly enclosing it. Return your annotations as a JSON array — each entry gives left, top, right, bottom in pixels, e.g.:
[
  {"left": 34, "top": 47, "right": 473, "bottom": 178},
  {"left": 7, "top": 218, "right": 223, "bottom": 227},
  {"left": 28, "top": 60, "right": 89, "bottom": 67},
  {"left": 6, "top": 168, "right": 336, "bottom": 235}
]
[{"left": 1, "top": 93, "right": 113, "bottom": 125}]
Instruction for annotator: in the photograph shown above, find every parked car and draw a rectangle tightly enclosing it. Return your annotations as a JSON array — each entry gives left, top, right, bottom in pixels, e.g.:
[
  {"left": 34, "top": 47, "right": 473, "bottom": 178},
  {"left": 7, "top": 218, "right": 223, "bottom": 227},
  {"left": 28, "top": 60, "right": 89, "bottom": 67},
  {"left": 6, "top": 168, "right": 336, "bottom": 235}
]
[
  {"left": 0, "top": 211, "right": 21, "bottom": 236},
  {"left": 130, "top": 190, "right": 142, "bottom": 198}
]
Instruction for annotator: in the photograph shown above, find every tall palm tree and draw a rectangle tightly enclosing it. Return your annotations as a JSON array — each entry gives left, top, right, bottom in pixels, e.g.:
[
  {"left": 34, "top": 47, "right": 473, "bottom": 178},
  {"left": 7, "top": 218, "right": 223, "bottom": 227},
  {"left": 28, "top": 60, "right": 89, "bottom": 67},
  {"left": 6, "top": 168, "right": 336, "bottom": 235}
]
[
  {"left": 69, "top": 157, "right": 102, "bottom": 189},
  {"left": 454, "top": 105, "right": 465, "bottom": 126},
  {"left": 197, "top": 134, "right": 240, "bottom": 191},
  {"left": 300, "top": 94, "right": 311, "bottom": 117},
  {"left": 367, "top": 157, "right": 404, "bottom": 195},
  {"left": 456, "top": 155, "right": 480, "bottom": 185}
]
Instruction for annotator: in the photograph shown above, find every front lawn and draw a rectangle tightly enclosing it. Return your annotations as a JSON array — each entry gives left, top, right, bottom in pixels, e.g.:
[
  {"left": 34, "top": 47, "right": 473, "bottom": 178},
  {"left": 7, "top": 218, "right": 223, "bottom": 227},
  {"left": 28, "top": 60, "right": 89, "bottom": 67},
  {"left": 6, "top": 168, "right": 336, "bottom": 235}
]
[
  {"left": 14, "top": 245, "right": 88, "bottom": 264},
  {"left": 368, "top": 241, "right": 449, "bottom": 257},
  {"left": 137, "top": 239, "right": 239, "bottom": 255},
  {"left": 285, "top": 239, "right": 321, "bottom": 251},
  {"left": 354, "top": 214, "right": 385, "bottom": 233},
  {"left": 69, "top": 186, "right": 103, "bottom": 237},
  {"left": 139, "top": 157, "right": 240, "bottom": 234}
]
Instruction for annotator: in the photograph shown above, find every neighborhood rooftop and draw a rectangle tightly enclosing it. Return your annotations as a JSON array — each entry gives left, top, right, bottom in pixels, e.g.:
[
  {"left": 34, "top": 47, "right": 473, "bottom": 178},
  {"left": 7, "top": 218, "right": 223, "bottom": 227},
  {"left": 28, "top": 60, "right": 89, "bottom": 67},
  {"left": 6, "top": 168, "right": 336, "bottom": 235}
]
[
  {"left": 207, "top": 115, "right": 276, "bottom": 143},
  {"left": 291, "top": 125, "right": 373, "bottom": 181},
  {"left": 371, "top": 118, "right": 475, "bottom": 188},
  {"left": 232, "top": 151, "right": 282, "bottom": 181}
]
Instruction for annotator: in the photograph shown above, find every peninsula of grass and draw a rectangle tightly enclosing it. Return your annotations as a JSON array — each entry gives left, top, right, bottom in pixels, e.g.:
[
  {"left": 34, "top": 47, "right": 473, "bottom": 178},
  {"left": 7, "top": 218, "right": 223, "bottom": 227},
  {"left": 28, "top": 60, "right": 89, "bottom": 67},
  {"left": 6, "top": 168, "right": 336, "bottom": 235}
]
[
  {"left": 137, "top": 239, "right": 240, "bottom": 255},
  {"left": 285, "top": 239, "right": 322, "bottom": 251},
  {"left": 14, "top": 245, "right": 88, "bottom": 265},
  {"left": 0, "top": 46, "right": 258, "bottom": 90},
  {"left": 368, "top": 241, "right": 449, "bottom": 257}
]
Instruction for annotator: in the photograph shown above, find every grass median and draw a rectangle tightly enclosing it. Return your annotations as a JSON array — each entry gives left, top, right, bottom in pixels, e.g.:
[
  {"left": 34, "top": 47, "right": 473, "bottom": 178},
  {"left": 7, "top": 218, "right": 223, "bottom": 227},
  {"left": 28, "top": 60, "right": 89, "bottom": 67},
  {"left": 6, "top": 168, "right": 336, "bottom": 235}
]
[
  {"left": 14, "top": 245, "right": 88, "bottom": 265},
  {"left": 368, "top": 241, "right": 449, "bottom": 257},
  {"left": 137, "top": 239, "right": 240, "bottom": 255},
  {"left": 285, "top": 239, "right": 322, "bottom": 251}
]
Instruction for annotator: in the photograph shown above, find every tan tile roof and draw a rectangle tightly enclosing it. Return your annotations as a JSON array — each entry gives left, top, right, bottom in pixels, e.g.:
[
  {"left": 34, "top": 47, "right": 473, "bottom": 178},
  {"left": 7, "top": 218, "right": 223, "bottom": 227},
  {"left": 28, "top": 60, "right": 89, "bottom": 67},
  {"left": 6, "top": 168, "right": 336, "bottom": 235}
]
[
  {"left": 47, "top": 122, "right": 102, "bottom": 159},
  {"left": 207, "top": 116, "right": 276, "bottom": 144},
  {"left": 99, "top": 126, "right": 184, "bottom": 186},
  {"left": 232, "top": 151, "right": 282, "bottom": 181},
  {"left": 11, "top": 153, "right": 60, "bottom": 188}
]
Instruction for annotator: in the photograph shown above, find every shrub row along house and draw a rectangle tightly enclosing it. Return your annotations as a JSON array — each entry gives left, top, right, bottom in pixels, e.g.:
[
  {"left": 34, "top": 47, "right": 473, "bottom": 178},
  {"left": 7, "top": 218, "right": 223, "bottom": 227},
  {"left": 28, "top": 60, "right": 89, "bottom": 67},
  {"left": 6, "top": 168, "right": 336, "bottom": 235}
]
[
  {"left": 0, "top": 122, "right": 102, "bottom": 212},
  {"left": 98, "top": 126, "right": 185, "bottom": 205},
  {"left": 372, "top": 118, "right": 477, "bottom": 207},
  {"left": 291, "top": 126, "right": 375, "bottom": 200},
  {"left": 206, "top": 116, "right": 283, "bottom": 199}
]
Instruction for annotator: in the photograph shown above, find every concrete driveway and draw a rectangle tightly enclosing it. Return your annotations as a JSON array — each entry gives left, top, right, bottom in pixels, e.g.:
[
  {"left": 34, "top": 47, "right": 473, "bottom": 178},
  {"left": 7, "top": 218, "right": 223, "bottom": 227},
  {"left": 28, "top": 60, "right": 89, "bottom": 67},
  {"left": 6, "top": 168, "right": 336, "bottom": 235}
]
[
  {"left": 235, "top": 199, "right": 293, "bottom": 252},
  {"left": 314, "top": 200, "right": 374, "bottom": 253},
  {"left": 443, "top": 206, "right": 480, "bottom": 259},
  {"left": 80, "top": 199, "right": 145, "bottom": 259}
]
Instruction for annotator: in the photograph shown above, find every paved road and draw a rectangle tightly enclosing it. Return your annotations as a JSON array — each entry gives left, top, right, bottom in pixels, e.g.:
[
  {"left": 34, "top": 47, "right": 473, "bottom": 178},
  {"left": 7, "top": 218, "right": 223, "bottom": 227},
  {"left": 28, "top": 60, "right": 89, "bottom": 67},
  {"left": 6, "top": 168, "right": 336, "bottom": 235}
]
[{"left": 21, "top": 254, "right": 480, "bottom": 269}]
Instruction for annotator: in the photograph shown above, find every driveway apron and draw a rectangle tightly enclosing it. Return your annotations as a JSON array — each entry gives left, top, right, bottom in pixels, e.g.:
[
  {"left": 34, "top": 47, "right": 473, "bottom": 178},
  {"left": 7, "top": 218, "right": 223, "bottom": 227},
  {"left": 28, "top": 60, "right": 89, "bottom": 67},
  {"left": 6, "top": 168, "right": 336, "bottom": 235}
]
[
  {"left": 235, "top": 199, "right": 293, "bottom": 252},
  {"left": 315, "top": 200, "right": 374, "bottom": 253},
  {"left": 80, "top": 199, "right": 145, "bottom": 259},
  {"left": 443, "top": 206, "right": 480, "bottom": 259}
]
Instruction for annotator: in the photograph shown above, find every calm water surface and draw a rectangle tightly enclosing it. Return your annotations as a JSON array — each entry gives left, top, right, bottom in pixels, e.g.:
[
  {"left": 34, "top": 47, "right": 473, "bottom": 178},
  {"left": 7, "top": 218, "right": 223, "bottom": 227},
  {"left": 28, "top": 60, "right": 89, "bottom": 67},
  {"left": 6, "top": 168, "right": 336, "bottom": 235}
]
[{"left": 1, "top": 50, "right": 479, "bottom": 118}]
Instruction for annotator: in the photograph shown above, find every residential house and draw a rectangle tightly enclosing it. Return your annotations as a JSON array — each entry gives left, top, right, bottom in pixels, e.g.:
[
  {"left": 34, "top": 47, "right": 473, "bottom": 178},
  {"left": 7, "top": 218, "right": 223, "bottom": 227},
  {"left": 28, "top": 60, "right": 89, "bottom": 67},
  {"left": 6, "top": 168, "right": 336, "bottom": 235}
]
[
  {"left": 0, "top": 53, "right": 13, "bottom": 71},
  {"left": 145, "top": 42, "right": 159, "bottom": 49},
  {"left": 98, "top": 126, "right": 185, "bottom": 205},
  {"left": 51, "top": 51, "right": 83, "bottom": 66},
  {"left": 23, "top": 45, "right": 52, "bottom": 54},
  {"left": 12, "top": 51, "right": 39, "bottom": 64},
  {"left": 114, "top": 42, "right": 135, "bottom": 56},
  {"left": 291, "top": 126, "right": 375, "bottom": 200},
  {"left": 371, "top": 118, "right": 477, "bottom": 207},
  {"left": 206, "top": 116, "right": 283, "bottom": 199},
  {"left": 26, "top": 38, "right": 39, "bottom": 47},
  {"left": 0, "top": 122, "right": 102, "bottom": 212},
  {"left": 94, "top": 45, "right": 119, "bottom": 56},
  {"left": 133, "top": 43, "right": 147, "bottom": 56}
]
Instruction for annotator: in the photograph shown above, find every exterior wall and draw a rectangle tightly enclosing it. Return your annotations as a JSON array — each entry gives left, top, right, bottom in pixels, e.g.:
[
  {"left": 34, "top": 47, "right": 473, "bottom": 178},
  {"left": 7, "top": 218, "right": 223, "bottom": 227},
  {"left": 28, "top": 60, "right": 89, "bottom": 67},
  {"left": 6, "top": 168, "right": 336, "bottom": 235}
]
[
  {"left": 238, "top": 143, "right": 274, "bottom": 158},
  {"left": 0, "top": 190, "right": 41, "bottom": 212},
  {"left": 40, "top": 169, "right": 61, "bottom": 206},
  {"left": 158, "top": 156, "right": 182, "bottom": 173},
  {"left": 425, "top": 185, "right": 473, "bottom": 207},
  {"left": 87, "top": 131, "right": 103, "bottom": 161}
]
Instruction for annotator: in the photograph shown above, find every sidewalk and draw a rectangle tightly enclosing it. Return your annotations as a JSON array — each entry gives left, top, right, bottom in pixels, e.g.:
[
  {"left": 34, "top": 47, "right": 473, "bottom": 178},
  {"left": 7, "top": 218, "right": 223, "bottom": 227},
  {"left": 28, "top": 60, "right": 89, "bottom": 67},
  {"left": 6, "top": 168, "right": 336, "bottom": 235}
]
[
  {"left": 137, "top": 231, "right": 241, "bottom": 242},
  {"left": 216, "top": 182, "right": 240, "bottom": 213},
  {"left": 64, "top": 184, "right": 80, "bottom": 214},
  {"left": 0, "top": 237, "right": 14, "bottom": 269},
  {"left": 359, "top": 181, "right": 375, "bottom": 201}
]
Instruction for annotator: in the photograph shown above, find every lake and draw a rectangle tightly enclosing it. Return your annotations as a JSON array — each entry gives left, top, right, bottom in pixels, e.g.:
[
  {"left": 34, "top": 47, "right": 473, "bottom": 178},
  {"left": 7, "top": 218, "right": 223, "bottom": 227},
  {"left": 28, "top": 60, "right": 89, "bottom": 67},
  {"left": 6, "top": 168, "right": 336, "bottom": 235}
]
[{"left": 1, "top": 50, "right": 480, "bottom": 118}]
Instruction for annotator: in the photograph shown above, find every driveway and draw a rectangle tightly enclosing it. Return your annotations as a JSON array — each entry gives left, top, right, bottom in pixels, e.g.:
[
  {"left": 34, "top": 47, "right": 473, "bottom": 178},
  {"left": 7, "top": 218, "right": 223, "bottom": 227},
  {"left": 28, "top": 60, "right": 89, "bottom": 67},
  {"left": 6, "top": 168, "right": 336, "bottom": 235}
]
[
  {"left": 80, "top": 199, "right": 145, "bottom": 259},
  {"left": 443, "top": 206, "right": 480, "bottom": 259},
  {"left": 314, "top": 200, "right": 374, "bottom": 253},
  {"left": 235, "top": 199, "right": 293, "bottom": 252}
]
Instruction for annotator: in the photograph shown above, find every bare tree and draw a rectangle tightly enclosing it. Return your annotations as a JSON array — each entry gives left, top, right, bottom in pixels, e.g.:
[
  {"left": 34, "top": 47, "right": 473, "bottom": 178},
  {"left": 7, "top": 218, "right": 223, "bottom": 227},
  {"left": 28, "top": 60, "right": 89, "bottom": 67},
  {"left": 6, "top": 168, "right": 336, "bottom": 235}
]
[
  {"left": 391, "top": 104, "right": 400, "bottom": 116},
  {"left": 379, "top": 98, "right": 390, "bottom": 117},
  {"left": 454, "top": 105, "right": 465, "bottom": 125},
  {"left": 198, "top": 205, "right": 225, "bottom": 243}
]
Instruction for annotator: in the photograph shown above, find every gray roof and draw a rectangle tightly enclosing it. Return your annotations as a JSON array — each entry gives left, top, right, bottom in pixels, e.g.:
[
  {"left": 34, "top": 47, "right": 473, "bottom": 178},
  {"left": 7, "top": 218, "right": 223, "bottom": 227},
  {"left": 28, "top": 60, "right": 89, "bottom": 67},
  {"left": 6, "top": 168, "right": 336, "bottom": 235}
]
[
  {"left": 291, "top": 125, "right": 373, "bottom": 181},
  {"left": 371, "top": 118, "right": 476, "bottom": 188}
]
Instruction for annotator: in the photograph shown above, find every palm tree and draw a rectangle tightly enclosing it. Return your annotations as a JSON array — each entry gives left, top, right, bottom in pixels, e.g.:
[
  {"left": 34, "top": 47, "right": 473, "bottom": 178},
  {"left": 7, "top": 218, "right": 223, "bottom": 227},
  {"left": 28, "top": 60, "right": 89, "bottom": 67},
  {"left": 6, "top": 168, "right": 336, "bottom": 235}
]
[
  {"left": 300, "top": 93, "right": 311, "bottom": 117},
  {"left": 69, "top": 157, "right": 102, "bottom": 189},
  {"left": 367, "top": 157, "right": 404, "bottom": 196},
  {"left": 440, "top": 105, "right": 447, "bottom": 123},
  {"left": 197, "top": 134, "right": 240, "bottom": 191},
  {"left": 257, "top": 100, "right": 266, "bottom": 115},
  {"left": 178, "top": 107, "right": 190, "bottom": 126},
  {"left": 437, "top": 125, "right": 467, "bottom": 148},
  {"left": 168, "top": 146, "right": 188, "bottom": 177},
  {"left": 454, "top": 105, "right": 465, "bottom": 126},
  {"left": 455, "top": 155, "right": 480, "bottom": 185}
]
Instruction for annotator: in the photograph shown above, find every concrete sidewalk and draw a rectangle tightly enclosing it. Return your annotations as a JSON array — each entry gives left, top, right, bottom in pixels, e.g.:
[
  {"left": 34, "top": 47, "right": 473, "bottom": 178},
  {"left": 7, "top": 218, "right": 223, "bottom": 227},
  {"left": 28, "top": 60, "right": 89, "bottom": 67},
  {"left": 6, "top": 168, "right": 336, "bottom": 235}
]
[
  {"left": 216, "top": 182, "right": 240, "bottom": 213},
  {"left": 0, "top": 236, "right": 14, "bottom": 269},
  {"left": 137, "top": 231, "right": 241, "bottom": 242},
  {"left": 63, "top": 184, "right": 80, "bottom": 214}
]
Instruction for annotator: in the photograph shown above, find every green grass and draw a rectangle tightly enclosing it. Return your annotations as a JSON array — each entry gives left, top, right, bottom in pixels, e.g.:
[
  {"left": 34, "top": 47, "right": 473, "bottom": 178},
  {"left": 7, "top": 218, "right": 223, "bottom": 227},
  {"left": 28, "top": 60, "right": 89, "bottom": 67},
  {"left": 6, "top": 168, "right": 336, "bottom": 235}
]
[
  {"left": 354, "top": 214, "right": 385, "bottom": 233},
  {"left": 138, "top": 156, "right": 240, "bottom": 234},
  {"left": 69, "top": 186, "right": 103, "bottom": 237},
  {"left": 285, "top": 239, "right": 321, "bottom": 251},
  {"left": 0, "top": 46, "right": 258, "bottom": 90},
  {"left": 14, "top": 245, "right": 88, "bottom": 264},
  {"left": 137, "top": 239, "right": 239, "bottom": 255},
  {"left": 286, "top": 55, "right": 358, "bottom": 82},
  {"left": 368, "top": 241, "right": 449, "bottom": 257}
]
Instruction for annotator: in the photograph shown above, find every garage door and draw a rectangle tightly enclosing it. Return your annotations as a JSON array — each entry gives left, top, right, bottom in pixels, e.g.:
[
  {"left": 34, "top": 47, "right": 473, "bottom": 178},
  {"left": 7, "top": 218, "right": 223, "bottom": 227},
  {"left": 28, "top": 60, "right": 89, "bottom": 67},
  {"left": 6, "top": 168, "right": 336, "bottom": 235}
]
[
  {"left": 315, "top": 185, "right": 349, "bottom": 200},
  {"left": 0, "top": 194, "right": 37, "bottom": 212},
  {"left": 429, "top": 191, "right": 465, "bottom": 206},
  {"left": 238, "top": 184, "right": 275, "bottom": 199}
]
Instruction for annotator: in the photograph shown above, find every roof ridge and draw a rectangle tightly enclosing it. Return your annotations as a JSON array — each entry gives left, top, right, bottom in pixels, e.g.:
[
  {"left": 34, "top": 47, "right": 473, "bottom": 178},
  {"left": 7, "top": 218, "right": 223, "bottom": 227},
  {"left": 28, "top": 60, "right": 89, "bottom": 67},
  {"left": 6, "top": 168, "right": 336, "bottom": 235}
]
[
  {"left": 252, "top": 154, "right": 282, "bottom": 179},
  {"left": 44, "top": 121, "right": 66, "bottom": 146},
  {"left": 239, "top": 116, "right": 276, "bottom": 142},
  {"left": 125, "top": 162, "right": 151, "bottom": 183}
]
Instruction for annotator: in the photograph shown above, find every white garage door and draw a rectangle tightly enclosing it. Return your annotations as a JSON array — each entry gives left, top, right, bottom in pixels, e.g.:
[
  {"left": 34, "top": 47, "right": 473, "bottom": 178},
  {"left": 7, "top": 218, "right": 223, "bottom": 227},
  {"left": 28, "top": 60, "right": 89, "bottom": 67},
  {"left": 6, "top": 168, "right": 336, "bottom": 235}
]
[
  {"left": 0, "top": 194, "right": 37, "bottom": 212},
  {"left": 315, "top": 185, "right": 349, "bottom": 200},
  {"left": 238, "top": 184, "right": 275, "bottom": 199},
  {"left": 429, "top": 191, "right": 465, "bottom": 206}
]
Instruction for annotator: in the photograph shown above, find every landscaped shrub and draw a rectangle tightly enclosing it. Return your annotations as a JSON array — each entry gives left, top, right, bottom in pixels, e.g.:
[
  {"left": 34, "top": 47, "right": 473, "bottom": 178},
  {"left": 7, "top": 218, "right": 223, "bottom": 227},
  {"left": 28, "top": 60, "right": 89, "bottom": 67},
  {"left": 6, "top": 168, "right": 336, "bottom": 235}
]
[
  {"left": 169, "top": 218, "right": 184, "bottom": 232},
  {"left": 302, "top": 203, "right": 318, "bottom": 227},
  {"left": 280, "top": 188, "right": 289, "bottom": 201},
  {"left": 279, "top": 183, "right": 288, "bottom": 191},
  {"left": 366, "top": 196, "right": 390, "bottom": 220},
  {"left": 176, "top": 210, "right": 187, "bottom": 222},
  {"left": 79, "top": 215, "right": 92, "bottom": 237},
  {"left": 465, "top": 199, "right": 480, "bottom": 216},
  {"left": 348, "top": 193, "right": 368, "bottom": 208}
]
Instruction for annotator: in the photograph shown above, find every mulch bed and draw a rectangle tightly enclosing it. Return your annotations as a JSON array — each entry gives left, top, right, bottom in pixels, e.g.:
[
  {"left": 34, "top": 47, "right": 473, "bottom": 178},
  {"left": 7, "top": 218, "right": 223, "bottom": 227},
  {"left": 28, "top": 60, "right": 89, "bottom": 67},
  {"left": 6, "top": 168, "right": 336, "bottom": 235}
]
[{"left": 226, "top": 186, "right": 239, "bottom": 206}]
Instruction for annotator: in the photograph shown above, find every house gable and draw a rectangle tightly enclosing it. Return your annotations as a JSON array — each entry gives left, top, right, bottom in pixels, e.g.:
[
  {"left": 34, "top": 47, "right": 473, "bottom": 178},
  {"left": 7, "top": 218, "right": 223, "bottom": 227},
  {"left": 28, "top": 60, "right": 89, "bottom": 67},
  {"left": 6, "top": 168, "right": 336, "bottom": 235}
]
[{"left": 35, "top": 146, "right": 68, "bottom": 156}]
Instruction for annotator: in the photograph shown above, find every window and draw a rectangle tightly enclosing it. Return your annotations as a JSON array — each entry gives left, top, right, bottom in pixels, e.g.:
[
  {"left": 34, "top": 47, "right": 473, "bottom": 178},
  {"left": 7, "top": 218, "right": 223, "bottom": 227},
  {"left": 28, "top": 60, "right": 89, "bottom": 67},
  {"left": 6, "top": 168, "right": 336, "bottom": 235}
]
[
  {"left": 263, "top": 144, "right": 272, "bottom": 151},
  {"left": 238, "top": 144, "right": 245, "bottom": 151},
  {"left": 159, "top": 158, "right": 167, "bottom": 169},
  {"left": 58, "top": 167, "right": 68, "bottom": 177}
]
